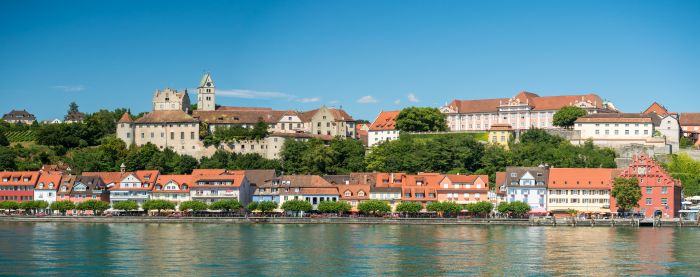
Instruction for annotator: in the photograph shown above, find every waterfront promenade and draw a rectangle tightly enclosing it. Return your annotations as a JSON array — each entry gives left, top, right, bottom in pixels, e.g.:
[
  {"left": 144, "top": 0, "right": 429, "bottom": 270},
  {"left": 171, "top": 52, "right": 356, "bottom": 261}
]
[{"left": 2, "top": 215, "right": 698, "bottom": 227}]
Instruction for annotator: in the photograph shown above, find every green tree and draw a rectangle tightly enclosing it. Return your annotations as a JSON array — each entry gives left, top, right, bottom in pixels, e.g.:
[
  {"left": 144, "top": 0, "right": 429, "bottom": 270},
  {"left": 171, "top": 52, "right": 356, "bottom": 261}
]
[
  {"left": 281, "top": 200, "right": 312, "bottom": 217},
  {"left": 395, "top": 201, "right": 423, "bottom": 215},
  {"left": 496, "top": 202, "right": 511, "bottom": 215},
  {"left": 357, "top": 200, "right": 391, "bottom": 216},
  {"left": 142, "top": 200, "right": 176, "bottom": 215},
  {"left": 112, "top": 200, "right": 139, "bottom": 212},
  {"left": 466, "top": 201, "right": 494, "bottom": 218},
  {"left": 50, "top": 200, "right": 75, "bottom": 215},
  {"left": 0, "top": 132, "right": 9, "bottom": 146},
  {"left": 76, "top": 200, "right": 109, "bottom": 215},
  {"left": 553, "top": 106, "right": 587, "bottom": 129},
  {"left": 395, "top": 107, "right": 447, "bottom": 132},
  {"left": 664, "top": 153, "right": 700, "bottom": 196},
  {"left": 209, "top": 199, "right": 243, "bottom": 212},
  {"left": 611, "top": 177, "right": 642, "bottom": 214},
  {"left": 257, "top": 201, "right": 278, "bottom": 213},
  {"left": 246, "top": 202, "right": 259, "bottom": 212},
  {"left": 0, "top": 200, "right": 21, "bottom": 212},
  {"left": 0, "top": 147, "right": 17, "bottom": 170},
  {"left": 179, "top": 200, "right": 209, "bottom": 213},
  {"left": 317, "top": 201, "right": 352, "bottom": 215},
  {"left": 68, "top": 102, "right": 80, "bottom": 114},
  {"left": 508, "top": 201, "right": 531, "bottom": 217}
]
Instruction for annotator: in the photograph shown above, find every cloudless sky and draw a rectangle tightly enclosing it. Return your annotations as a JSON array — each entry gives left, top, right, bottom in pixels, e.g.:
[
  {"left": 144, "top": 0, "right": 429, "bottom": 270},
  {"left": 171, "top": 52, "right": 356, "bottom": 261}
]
[{"left": 1, "top": 0, "right": 699, "bottom": 121}]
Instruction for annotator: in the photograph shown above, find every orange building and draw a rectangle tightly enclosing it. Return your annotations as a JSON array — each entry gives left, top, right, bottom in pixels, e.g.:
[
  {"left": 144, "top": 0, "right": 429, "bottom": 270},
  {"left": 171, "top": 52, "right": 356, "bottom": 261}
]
[
  {"left": 546, "top": 168, "right": 615, "bottom": 214},
  {"left": 613, "top": 155, "right": 682, "bottom": 218},
  {"left": 0, "top": 171, "right": 40, "bottom": 202},
  {"left": 437, "top": 174, "right": 489, "bottom": 204}
]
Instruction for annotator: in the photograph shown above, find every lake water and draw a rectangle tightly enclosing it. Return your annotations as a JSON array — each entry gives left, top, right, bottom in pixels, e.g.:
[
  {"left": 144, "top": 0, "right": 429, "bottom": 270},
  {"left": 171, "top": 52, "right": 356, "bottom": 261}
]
[{"left": 1, "top": 222, "right": 699, "bottom": 276}]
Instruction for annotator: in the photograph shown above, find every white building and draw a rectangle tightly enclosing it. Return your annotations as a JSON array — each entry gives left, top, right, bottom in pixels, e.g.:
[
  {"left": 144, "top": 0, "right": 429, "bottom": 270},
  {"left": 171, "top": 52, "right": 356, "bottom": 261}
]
[
  {"left": 190, "top": 169, "right": 251, "bottom": 205},
  {"left": 33, "top": 173, "right": 61, "bottom": 211},
  {"left": 504, "top": 167, "right": 549, "bottom": 210},
  {"left": 441, "top": 91, "right": 616, "bottom": 131},
  {"left": 572, "top": 113, "right": 667, "bottom": 149},
  {"left": 368, "top": 111, "right": 400, "bottom": 147}
]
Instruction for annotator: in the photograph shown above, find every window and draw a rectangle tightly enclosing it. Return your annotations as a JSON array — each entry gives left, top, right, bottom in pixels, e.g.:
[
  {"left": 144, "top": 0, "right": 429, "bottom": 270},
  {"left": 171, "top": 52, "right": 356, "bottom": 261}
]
[
  {"left": 661, "top": 198, "right": 668, "bottom": 205},
  {"left": 358, "top": 191, "right": 365, "bottom": 197},
  {"left": 625, "top": 130, "right": 629, "bottom": 135},
  {"left": 510, "top": 173, "right": 517, "bottom": 178},
  {"left": 661, "top": 187, "right": 668, "bottom": 194},
  {"left": 191, "top": 132, "right": 195, "bottom": 139},
  {"left": 170, "top": 132, "right": 174, "bottom": 140},
  {"left": 646, "top": 187, "right": 652, "bottom": 194},
  {"left": 646, "top": 198, "right": 652, "bottom": 205}
]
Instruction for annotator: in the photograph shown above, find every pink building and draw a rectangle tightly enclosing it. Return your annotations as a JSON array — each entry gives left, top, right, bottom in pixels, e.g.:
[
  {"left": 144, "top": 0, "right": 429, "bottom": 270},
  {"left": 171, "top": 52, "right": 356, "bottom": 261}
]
[{"left": 437, "top": 174, "right": 490, "bottom": 204}]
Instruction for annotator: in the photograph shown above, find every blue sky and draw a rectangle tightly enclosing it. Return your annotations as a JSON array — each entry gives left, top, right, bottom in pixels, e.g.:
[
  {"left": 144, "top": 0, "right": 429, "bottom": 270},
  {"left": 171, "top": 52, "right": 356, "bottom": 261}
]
[{"left": 1, "top": 0, "right": 699, "bottom": 121}]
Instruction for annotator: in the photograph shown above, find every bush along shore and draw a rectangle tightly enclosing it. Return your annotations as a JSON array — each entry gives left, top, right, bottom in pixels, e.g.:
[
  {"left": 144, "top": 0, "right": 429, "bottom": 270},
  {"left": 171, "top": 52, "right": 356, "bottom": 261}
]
[{"left": 2, "top": 215, "right": 698, "bottom": 227}]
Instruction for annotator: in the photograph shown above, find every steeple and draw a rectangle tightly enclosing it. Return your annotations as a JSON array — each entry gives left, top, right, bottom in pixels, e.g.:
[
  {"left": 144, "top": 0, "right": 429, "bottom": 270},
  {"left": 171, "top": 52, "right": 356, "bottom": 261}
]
[{"left": 197, "top": 72, "right": 216, "bottom": 111}]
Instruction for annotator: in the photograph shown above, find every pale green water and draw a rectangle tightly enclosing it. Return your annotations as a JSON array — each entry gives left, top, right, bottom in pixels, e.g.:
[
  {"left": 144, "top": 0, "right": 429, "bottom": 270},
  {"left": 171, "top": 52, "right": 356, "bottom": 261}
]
[{"left": 0, "top": 222, "right": 699, "bottom": 276}]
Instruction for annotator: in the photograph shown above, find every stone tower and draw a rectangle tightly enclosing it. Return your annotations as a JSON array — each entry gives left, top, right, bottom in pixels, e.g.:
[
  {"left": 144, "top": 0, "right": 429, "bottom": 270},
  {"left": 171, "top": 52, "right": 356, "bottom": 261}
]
[
  {"left": 197, "top": 73, "right": 216, "bottom": 111},
  {"left": 116, "top": 112, "right": 135, "bottom": 147}
]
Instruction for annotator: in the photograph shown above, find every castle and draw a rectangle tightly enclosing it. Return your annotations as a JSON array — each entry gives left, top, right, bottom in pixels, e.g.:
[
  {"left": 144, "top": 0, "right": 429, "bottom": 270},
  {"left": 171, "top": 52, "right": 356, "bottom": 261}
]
[{"left": 117, "top": 73, "right": 356, "bottom": 159}]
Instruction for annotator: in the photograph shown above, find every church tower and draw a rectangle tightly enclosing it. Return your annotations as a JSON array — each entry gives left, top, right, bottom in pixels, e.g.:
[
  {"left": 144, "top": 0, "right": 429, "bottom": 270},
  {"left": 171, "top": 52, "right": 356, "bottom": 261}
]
[{"left": 197, "top": 73, "right": 216, "bottom": 111}]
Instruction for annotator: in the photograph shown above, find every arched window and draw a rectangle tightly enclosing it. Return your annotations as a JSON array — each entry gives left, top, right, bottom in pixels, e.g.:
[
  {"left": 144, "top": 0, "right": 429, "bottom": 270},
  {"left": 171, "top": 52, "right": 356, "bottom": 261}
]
[
  {"left": 344, "top": 190, "right": 352, "bottom": 197},
  {"left": 38, "top": 182, "right": 44, "bottom": 189}
]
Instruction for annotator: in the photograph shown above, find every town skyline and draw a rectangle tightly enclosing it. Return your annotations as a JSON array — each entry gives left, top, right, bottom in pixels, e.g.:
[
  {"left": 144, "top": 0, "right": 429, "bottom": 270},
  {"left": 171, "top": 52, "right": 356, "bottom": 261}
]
[{"left": 2, "top": 0, "right": 700, "bottom": 120}]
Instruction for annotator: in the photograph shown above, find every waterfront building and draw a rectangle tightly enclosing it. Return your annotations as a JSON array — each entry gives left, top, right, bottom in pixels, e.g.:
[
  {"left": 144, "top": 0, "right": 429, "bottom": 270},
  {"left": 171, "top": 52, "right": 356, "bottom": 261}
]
[
  {"left": 504, "top": 166, "right": 549, "bottom": 210},
  {"left": 152, "top": 175, "right": 193, "bottom": 208},
  {"left": 56, "top": 175, "right": 76, "bottom": 201},
  {"left": 33, "top": 172, "right": 61, "bottom": 210},
  {"left": 66, "top": 176, "right": 109, "bottom": 214},
  {"left": 613, "top": 155, "right": 682, "bottom": 218},
  {"left": 2, "top": 109, "right": 36, "bottom": 124},
  {"left": 0, "top": 171, "right": 39, "bottom": 202},
  {"left": 441, "top": 91, "right": 615, "bottom": 131},
  {"left": 190, "top": 169, "right": 250, "bottom": 205},
  {"left": 256, "top": 175, "right": 338, "bottom": 210},
  {"left": 488, "top": 123, "right": 513, "bottom": 149},
  {"left": 337, "top": 183, "right": 370, "bottom": 211},
  {"left": 437, "top": 174, "right": 489, "bottom": 204},
  {"left": 367, "top": 111, "right": 400, "bottom": 147},
  {"left": 400, "top": 173, "right": 443, "bottom": 208},
  {"left": 546, "top": 168, "right": 614, "bottom": 214},
  {"left": 491, "top": 172, "right": 507, "bottom": 204},
  {"left": 84, "top": 168, "right": 159, "bottom": 209}
]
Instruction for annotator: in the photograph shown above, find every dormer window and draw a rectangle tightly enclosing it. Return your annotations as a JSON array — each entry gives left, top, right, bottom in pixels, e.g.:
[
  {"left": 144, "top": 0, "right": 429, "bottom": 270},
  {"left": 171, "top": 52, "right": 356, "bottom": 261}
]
[
  {"left": 510, "top": 173, "right": 517, "bottom": 178},
  {"left": 49, "top": 183, "right": 54, "bottom": 189},
  {"left": 345, "top": 191, "right": 352, "bottom": 197},
  {"left": 2, "top": 178, "right": 7, "bottom": 182},
  {"left": 61, "top": 186, "right": 67, "bottom": 192},
  {"left": 358, "top": 191, "right": 365, "bottom": 197},
  {"left": 23, "top": 177, "right": 29, "bottom": 182}
]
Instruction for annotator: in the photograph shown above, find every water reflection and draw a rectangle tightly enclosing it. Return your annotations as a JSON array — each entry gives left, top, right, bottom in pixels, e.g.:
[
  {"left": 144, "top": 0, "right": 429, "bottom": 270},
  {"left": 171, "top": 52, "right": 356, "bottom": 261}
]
[{"left": 1, "top": 223, "right": 699, "bottom": 276}]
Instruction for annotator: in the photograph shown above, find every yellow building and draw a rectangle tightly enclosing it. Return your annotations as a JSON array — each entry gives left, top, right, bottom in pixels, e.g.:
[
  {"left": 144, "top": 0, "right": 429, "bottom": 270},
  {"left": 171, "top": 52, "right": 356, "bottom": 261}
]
[{"left": 488, "top": 123, "right": 513, "bottom": 149}]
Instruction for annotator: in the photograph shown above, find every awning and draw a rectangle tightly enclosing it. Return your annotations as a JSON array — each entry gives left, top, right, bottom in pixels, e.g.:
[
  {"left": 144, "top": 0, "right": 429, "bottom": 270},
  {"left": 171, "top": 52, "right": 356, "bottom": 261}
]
[{"left": 528, "top": 207, "right": 548, "bottom": 214}]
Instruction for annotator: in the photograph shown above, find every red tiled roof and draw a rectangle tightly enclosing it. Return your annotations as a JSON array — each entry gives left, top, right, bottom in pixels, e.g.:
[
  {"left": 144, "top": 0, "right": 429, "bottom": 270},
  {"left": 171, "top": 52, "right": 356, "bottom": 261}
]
[
  {"left": 35, "top": 172, "right": 62, "bottom": 189},
  {"left": 118, "top": 112, "right": 134, "bottom": 123},
  {"left": 135, "top": 111, "right": 198, "bottom": 123},
  {"left": 489, "top": 123, "right": 513, "bottom": 131},
  {"left": 0, "top": 171, "right": 40, "bottom": 186},
  {"left": 642, "top": 102, "right": 669, "bottom": 116},
  {"left": 369, "top": 111, "right": 400, "bottom": 131},
  {"left": 337, "top": 184, "right": 370, "bottom": 200},
  {"left": 548, "top": 168, "right": 615, "bottom": 189},
  {"left": 575, "top": 113, "right": 652, "bottom": 123},
  {"left": 153, "top": 175, "right": 193, "bottom": 193},
  {"left": 81, "top": 172, "right": 128, "bottom": 185},
  {"left": 301, "top": 187, "right": 339, "bottom": 195},
  {"left": 680, "top": 113, "right": 700, "bottom": 126},
  {"left": 447, "top": 92, "right": 604, "bottom": 113}
]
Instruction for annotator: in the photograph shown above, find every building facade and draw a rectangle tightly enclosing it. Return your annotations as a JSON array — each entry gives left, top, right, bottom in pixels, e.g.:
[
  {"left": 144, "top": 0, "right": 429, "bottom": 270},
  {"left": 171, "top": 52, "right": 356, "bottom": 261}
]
[
  {"left": 488, "top": 123, "right": 513, "bottom": 149},
  {"left": 0, "top": 171, "right": 39, "bottom": 202},
  {"left": 441, "top": 91, "right": 615, "bottom": 132},
  {"left": 504, "top": 166, "right": 549, "bottom": 210},
  {"left": 437, "top": 174, "right": 489, "bottom": 204},
  {"left": 368, "top": 111, "right": 400, "bottom": 147},
  {"left": 2, "top": 109, "right": 36, "bottom": 124},
  {"left": 613, "top": 155, "right": 682, "bottom": 218},
  {"left": 546, "top": 168, "right": 614, "bottom": 214}
]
